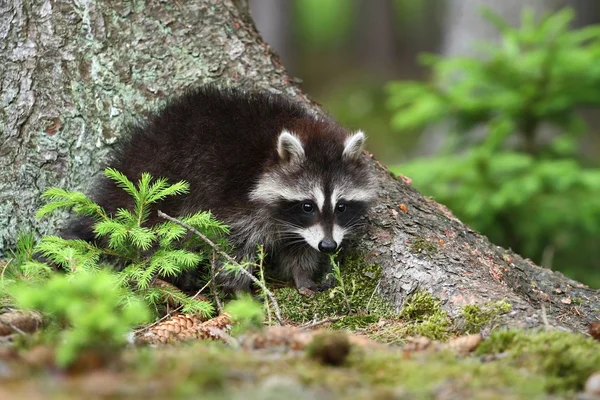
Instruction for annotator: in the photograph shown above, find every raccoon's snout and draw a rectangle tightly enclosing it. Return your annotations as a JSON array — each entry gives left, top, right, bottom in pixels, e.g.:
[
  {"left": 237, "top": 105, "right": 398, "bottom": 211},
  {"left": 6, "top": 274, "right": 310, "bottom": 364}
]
[{"left": 318, "top": 239, "right": 338, "bottom": 253}]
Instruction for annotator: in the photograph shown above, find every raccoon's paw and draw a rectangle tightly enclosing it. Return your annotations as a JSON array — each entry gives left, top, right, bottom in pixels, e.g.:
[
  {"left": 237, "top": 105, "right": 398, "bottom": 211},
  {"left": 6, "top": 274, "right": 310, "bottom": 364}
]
[
  {"left": 317, "top": 275, "right": 337, "bottom": 291},
  {"left": 297, "top": 287, "right": 317, "bottom": 297}
]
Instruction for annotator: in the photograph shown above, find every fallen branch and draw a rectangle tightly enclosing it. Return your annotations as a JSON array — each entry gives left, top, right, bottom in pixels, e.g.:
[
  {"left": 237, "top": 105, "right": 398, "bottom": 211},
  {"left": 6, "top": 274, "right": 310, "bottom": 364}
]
[{"left": 157, "top": 210, "right": 283, "bottom": 325}]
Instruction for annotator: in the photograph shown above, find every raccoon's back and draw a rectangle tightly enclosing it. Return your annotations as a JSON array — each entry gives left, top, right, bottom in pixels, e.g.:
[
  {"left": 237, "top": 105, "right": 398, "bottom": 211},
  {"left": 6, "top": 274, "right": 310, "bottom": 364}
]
[{"left": 94, "top": 86, "right": 313, "bottom": 217}]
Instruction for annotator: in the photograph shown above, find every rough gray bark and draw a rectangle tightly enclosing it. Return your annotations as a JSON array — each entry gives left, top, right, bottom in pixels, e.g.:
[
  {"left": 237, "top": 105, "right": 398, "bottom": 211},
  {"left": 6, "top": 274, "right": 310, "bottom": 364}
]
[
  {"left": 0, "top": 0, "right": 598, "bottom": 333},
  {"left": 0, "top": 0, "right": 309, "bottom": 252}
]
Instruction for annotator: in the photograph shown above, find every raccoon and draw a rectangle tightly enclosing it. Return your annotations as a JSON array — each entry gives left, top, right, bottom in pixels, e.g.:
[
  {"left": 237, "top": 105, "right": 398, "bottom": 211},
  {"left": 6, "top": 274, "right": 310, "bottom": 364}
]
[{"left": 67, "top": 86, "right": 375, "bottom": 294}]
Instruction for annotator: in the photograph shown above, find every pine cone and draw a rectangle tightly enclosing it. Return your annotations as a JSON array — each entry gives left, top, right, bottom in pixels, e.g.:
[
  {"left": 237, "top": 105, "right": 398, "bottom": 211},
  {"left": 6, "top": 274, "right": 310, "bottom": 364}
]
[
  {"left": 139, "top": 313, "right": 231, "bottom": 344},
  {"left": 0, "top": 310, "right": 43, "bottom": 336}
]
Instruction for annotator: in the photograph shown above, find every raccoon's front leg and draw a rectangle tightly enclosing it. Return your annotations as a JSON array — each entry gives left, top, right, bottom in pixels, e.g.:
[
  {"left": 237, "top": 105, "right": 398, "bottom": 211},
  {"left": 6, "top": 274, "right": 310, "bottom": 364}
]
[{"left": 278, "top": 248, "right": 324, "bottom": 295}]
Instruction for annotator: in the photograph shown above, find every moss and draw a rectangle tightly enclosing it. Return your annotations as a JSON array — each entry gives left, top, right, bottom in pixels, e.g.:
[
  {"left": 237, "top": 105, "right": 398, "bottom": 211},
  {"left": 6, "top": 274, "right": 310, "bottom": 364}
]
[
  {"left": 408, "top": 237, "right": 438, "bottom": 257},
  {"left": 9, "top": 325, "right": 600, "bottom": 398},
  {"left": 571, "top": 296, "right": 584, "bottom": 306},
  {"left": 460, "top": 299, "right": 512, "bottom": 333},
  {"left": 407, "top": 313, "right": 451, "bottom": 340},
  {"left": 477, "top": 329, "right": 600, "bottom": 393},
  {"left": 399, "top": 290, "right": 442, "bottom": 320},
  {"left": 399, "top": 290, "right": 451, "bottom": 340},
  {"left": 355, "top": 350, "right": 546, "bottom": 398},
  {"left": 331, "top": 314, "right": 379, "bottom": 330},
  {"left": 274, "top": 254, "right": 393, "bottom": 323}
]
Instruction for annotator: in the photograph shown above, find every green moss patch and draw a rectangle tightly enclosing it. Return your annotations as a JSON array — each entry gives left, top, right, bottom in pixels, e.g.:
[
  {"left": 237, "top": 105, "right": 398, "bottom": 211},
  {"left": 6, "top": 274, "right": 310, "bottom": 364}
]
[
  {"left": 477, "top": 329, "right": 600, "bottom": 393},
  {"left": 274, "top": 254, "right": 393, "bottom": 323},
  {"left": 408, "top": 237, "right": 438, "bottom": 257},
  {"left": 460, "top": 299, "right": 512, "bottom": 333},
  {"left": 399, "top": 290, "right": 452, "bottom": 340}
]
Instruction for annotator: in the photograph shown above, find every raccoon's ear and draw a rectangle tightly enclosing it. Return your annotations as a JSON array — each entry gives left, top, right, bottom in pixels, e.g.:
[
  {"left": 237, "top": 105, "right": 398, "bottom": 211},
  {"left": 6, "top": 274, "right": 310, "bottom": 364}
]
[
  {"left": 277, "top": 130, "right": 305, "bottom": 163},
  {"left": 343, "top": 130, "right": 366, "bottom": 160}
]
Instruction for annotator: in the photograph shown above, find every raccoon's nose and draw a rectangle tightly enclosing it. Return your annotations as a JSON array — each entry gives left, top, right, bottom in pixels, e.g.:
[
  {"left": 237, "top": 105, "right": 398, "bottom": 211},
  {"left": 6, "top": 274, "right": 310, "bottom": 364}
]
[{"left": 318, "top": 240, "right": 338, "bottom": 253}]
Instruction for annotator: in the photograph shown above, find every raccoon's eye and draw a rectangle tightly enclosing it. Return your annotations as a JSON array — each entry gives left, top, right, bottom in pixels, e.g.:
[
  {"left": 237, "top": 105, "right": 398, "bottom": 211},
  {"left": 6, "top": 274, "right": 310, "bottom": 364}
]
[
  {"left": 336, "top": 203, "right": 347, "bottom": 213},
  {"left": 302, "top": 202, "right": 315, "bottom": 213}
]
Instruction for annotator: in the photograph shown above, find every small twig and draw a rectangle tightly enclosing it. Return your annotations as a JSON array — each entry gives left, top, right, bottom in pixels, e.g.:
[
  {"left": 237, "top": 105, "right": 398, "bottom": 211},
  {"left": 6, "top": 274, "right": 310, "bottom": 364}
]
[
  {"left": 157, "top": 210, "right": 283, "bottom": 325},
  {"left": 211, "top": 251, "right": 223, "bottom": 314},
  {"left": 299, "top": 316, "right": 343, "bottom": 330},
  {"left": 206, "top": 326, "right": 239, "bottom": 348},
  {"left": 541, "top": 304, "right": 550, "bottom": 330},
  {"left": 256, "top": 245, "right": 272, "bottom": 325},
  {"left": 366, "top": 279, "right": 381, "bottom": 312}
]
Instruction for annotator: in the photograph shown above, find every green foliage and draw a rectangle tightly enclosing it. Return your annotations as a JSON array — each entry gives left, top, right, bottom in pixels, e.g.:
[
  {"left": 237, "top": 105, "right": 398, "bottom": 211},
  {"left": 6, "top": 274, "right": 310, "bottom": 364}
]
[
  {"left": 224, "top": 295, "right": 264, "bottom": 335},
  {"left": 326, "top": 253, "right": 356, "bottom": 314},
  {"left": 398, "top": 290, "right": 442, "bottom": 320},
  {"left": 10, "top": 270, "right": 149, "bottom": 367},
  {"left": 26, "top": 168, "right": 228, "bottom": 317},
  {"left": 387, "top": 8, "right": 600, "bottom": 286},
  {"left": 407, "top": 236, "right": 438, "bottom": 257},
  {"left": 399, "top": 290, "right": 451, "bottom": 340},
  {"left": 275, "top": 254, "right": 393, "bottom": 323},
  {"left": 1, "top": 232, "right": 53, "bottom": 306},
  {"left": 460, "top": 300, "right": 512, "bottom": 333},
  {"left": 477, "top": 329, "right": 600, "bottom": 392},
  {"left": 294, "top": 0, "right": 355, "bottom": 49}
]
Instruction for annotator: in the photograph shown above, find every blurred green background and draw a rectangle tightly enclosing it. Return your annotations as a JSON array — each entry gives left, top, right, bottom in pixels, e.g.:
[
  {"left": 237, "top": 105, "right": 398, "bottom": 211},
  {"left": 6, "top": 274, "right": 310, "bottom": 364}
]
[{"left": 250, "top": 0, "right": 600, "bottom": 288}]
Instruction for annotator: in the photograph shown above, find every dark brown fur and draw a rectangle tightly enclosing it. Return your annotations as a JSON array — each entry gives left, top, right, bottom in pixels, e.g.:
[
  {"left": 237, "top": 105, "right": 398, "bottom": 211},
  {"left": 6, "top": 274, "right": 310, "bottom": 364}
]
[{"left": 66, "top": 86, "right": 372, "bottom": 292}]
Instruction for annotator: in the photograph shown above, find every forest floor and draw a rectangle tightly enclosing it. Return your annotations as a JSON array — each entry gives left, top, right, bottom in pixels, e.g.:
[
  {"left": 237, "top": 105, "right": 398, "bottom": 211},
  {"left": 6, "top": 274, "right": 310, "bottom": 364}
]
[
  {"left": 1, "top": 256, "right": 599, "bottom": 399},
  {"left": 1, "top": 321, "right": 600, "bottom": 400}
]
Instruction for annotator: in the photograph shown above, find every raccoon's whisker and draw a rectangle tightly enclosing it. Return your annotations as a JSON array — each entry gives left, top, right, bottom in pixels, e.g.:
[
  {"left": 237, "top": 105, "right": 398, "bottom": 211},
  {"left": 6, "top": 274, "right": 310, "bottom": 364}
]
[
  {"left": 343, "top": 214, "right": 368, "bottom": 229},
  {"left": 274, "top": 219, "right": 303, "bottom": 230},
  {"left": 278, "top": 239, "right": 309, "bottom": 252}
]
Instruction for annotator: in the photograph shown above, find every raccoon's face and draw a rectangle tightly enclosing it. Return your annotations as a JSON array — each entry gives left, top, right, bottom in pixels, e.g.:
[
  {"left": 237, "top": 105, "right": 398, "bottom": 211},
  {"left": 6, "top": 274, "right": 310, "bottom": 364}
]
[{"left": 250, "top": 125, "right": 375, "bottom": 253}]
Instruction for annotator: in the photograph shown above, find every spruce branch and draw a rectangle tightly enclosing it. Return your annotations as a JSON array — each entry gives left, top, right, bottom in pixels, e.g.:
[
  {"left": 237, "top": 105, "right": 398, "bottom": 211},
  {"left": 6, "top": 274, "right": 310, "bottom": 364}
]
[{"left": 157, "top": 210, "right": 283, "bottom": 325}]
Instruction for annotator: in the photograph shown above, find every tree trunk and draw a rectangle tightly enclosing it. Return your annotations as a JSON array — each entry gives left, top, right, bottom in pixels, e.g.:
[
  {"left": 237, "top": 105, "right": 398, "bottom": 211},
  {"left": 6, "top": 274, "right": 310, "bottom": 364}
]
[{"left": 1, "top": 0, "right": 597, "bottom": 333}]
